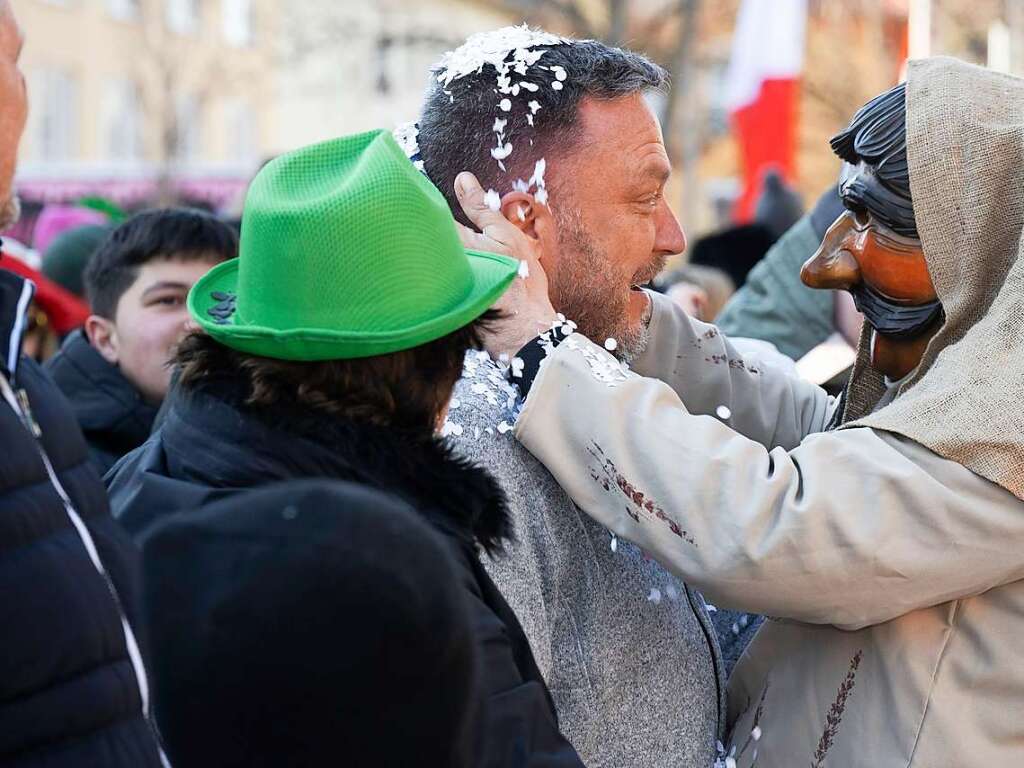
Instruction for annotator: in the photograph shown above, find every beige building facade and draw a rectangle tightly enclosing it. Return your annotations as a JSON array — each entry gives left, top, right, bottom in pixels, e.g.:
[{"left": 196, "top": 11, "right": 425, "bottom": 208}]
[
  {"left": 16, "top": 0, "right": 276, "bottom": 203},
  {"left": 273, "top": 0, "right": 518, "bottom": 152}
]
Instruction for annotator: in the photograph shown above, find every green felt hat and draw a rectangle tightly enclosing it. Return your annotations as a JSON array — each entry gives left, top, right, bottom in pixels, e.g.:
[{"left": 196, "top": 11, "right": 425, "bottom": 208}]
[{"left": 189, "top": 129, "right": 517, "bottom": 361}]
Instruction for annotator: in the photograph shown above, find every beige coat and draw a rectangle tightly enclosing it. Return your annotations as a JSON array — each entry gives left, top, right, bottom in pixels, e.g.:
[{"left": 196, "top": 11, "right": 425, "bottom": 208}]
[{"left": 515, "top": 291, "right": 1024, "bottom": 767}]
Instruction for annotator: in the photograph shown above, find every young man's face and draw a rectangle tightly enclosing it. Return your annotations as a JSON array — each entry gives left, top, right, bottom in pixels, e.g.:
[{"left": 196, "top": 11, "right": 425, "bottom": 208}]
[{"left": 90, "top": 258, "right": 219, "bottom": 403}]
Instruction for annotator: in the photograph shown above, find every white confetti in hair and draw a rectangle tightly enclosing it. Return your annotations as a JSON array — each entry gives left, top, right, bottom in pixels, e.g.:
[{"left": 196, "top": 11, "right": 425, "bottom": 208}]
[
  {"left": 434, "top": 25, "right": 567, "bottom": 87},
  {"left": 393, "top": 121, "right": 420, "bottom": 158},
  {"left": 484, "top": 189, "right": 501, "bottom": 211},
  {"left": 435, "top": 25, "right": 570, "bottom": 180}
]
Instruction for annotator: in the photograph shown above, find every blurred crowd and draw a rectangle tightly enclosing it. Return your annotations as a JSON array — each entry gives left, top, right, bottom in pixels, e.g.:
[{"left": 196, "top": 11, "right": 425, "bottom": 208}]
[{"left": 4, "top": 4, "right": 1024, "bottom": 768}]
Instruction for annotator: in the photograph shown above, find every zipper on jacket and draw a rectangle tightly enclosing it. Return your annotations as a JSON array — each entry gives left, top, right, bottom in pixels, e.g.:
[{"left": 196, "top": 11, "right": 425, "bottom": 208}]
[{"left": 0, "top": 373, "right": 172, "bottom": 768}]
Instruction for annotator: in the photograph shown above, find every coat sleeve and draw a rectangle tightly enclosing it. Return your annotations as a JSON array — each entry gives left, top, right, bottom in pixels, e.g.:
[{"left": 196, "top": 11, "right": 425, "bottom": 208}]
[
  {"left": 457, "top": 553, "right": 584, "bottom": 767},
  {"left": 632, "top": 290, "right": 835, "bottom": 451},
  {"left": 515, "top": 333, "right": 1024, "bottom": 630}
]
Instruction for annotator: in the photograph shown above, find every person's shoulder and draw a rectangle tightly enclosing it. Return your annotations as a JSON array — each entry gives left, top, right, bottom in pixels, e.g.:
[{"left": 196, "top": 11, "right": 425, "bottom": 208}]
[
  {"left": 449, "top": 354, "right": 521, "bottom": 451},
  {"left": 448, "top": 356, "right": 577, "bottom": 527}
]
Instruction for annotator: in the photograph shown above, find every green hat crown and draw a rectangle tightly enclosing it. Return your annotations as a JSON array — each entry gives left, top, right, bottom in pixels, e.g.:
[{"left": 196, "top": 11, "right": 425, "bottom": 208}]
[{"left": 190, "top": 129, "right": 517, "bottom": 360}]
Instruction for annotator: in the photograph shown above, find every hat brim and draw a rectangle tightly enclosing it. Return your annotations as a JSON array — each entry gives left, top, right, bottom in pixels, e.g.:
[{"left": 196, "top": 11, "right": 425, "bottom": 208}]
[{"left": 188, "top": 249, "right": 519, "bottom": 361}]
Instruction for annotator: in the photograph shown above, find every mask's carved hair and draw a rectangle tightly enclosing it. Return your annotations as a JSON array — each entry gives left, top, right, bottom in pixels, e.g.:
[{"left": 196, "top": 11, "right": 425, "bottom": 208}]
[
  {"left": 830, "top": 82, "right": 917, "bottom": 237},
  {"left": 417, "top": 39, "right": 667, "bottom": 226}
]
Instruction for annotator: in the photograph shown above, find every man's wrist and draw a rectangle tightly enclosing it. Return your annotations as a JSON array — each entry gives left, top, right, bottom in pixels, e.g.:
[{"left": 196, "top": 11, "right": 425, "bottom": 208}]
[{"left": 507, "top": 318, "right": 575, "bottom": 397}]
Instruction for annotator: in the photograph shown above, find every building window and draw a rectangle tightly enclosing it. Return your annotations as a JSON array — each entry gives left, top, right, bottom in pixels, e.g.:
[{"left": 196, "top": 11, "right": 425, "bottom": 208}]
[
  {"left": 102, "top": 78, "right": 143, "bottom": 161},
  {"left": 107, "top": 0, "right": 139, "bottom": 21},
  {"left": 223, "top": 99, "right": 256, "bottom": 165},
  {"left": 30, "top": 68, "right": 79, "bottom": 162},
  {"left": 173, "top": 93, "right": 202, "bottom": 162},
  {"left": 166, "top": 0, "right": 198, "bottom": 35},
  {"left": 222, "top": 0, "right": 253, "bottom": 47}
]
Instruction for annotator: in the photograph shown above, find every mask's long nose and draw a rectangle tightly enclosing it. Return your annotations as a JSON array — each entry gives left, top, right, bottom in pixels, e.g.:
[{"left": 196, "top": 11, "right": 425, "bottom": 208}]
[{"left": 801, "top": 215, "right": 862, "bottom": 290}]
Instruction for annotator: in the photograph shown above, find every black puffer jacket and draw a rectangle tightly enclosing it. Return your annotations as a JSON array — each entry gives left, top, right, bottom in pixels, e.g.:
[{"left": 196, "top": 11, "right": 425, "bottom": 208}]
[
  {"left": 0, "top": 268, "right": 163, "bottom": 767},
  {"left": 108, "top": 375, "right": 585, "bottom": 767},
  {"left": 45, "top": 330, "right": 158, "bottom": 477}
]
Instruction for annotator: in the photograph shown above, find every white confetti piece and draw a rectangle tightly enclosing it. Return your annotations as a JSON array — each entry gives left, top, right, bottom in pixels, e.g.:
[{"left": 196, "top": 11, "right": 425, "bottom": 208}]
[
  {"left": 647, "top": 588, "right": 662, "bottom": 604},
  {"left": 484, "top": 189, "right": 501, "bottom": 211},
  {"left": 705, "top": 603, "right": 718, "bottom": 613},
  {"left": 490, "top": 142, "right": 513, "bottom": 160},
  {"left": 665, "top": 584, "right": 679, "bottom": 601},
  {"left": 492, "top": 117, "right": 507, "bottom": 132},
  {"left": 449, "top": 398, "right": 461, "bottom": 410},
  {"left": 497, "top": 420, "right": 513, "bottom": 434},
  {"left": 440, "top": 420, "right": 464, "bottom": 437},
  {"left": 519, "top": 81, "right": 539, "bottom": 92},
  {"left": 610, "top": 533, "right": 618, "bottom": 553},
  {"left": 518, "top": 260, "right": 530, "bottom": 279},
  {"left": 535, "top": 187, "right": 549, "bottom": 205},
  {"left": 751, "top": 726, "right": 762, "bottom": 741},
  {"left": 528, "top": 99, "right": 541, "bottom": 114},
  {"left": 510, "top": 356, "right": 525, "bottom": 378},
  {"left": 716, "top": 405, "right": 732, "bottom": 420},
  {"left": 498, "top": 98, "right": 511, "bottom": 111},
  {"left": 551, "top": 81, "right": 563, "bottom": 91},
  {"left": 604, "top": 337, "right": 618, "bottom": 351},
  {"left": 529, "top": 158, "right": 546, "bottom": 187},
  {"left": 550, "top": 64, "right": 567, "bottom": 81}
]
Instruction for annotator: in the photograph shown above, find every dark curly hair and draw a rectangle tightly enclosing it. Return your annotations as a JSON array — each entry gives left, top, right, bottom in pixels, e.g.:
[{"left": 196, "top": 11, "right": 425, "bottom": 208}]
[{"left": 175, "top": 310, "right": 500, "bottom": 434}]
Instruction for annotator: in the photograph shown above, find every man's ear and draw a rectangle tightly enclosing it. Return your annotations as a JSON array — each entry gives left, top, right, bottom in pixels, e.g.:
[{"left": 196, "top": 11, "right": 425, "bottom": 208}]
[
  {"left": 499, "top": 191, "right": 542, "bottom": 237},
  {"left": 84, "top": 314, "right": 120, "bottom": 365}
]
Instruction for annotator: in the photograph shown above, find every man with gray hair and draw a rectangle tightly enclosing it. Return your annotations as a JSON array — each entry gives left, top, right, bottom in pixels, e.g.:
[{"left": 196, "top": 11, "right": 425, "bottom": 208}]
[{"left": 412, "top": 27, "right": 725, "bottom": 767}]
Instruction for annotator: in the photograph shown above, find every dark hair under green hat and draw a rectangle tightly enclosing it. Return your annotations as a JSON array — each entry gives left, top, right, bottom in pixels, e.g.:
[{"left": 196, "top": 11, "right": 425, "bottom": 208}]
[{"left": 189, "top": 129, "right": 518, "bottom": 361}]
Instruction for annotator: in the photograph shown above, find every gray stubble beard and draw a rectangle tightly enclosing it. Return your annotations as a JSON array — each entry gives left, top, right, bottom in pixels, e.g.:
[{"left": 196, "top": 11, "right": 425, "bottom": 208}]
[{"left": 550, "top": 201, "right": 651, "bottom": 363}]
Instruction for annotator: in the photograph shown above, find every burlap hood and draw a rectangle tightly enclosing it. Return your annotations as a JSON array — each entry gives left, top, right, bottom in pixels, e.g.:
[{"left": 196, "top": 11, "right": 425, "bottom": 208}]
[{"left": 841, "top": 57, "right": 1024, "bottom": 500}]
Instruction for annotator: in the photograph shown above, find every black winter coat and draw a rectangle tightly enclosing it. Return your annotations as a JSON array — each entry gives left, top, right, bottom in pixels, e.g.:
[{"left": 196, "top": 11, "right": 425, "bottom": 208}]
[
  {"left": 44, "top": 330, "right": 158, "bottom": 477},
  {"left": 108, "top": 376, "right": 585, "bottom": 767},
  {"left": 0, "top": 269, "right": 163, "bottom": 767}
]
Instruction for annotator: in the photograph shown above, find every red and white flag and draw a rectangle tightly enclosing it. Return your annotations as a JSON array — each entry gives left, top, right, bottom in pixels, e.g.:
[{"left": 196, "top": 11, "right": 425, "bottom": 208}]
[{"left": 724, "top": 0, "right": 808, "bottom": 222}]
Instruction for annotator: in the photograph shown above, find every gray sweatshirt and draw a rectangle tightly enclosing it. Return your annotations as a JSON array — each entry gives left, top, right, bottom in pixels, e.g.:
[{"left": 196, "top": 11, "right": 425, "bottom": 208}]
[{"left": 447, "top": 352, "right": 725, "bottom": 768}]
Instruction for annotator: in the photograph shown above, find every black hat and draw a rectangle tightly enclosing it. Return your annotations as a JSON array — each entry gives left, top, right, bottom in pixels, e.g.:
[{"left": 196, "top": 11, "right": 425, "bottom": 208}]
[{"left": 141, "top": 479, "right": 480, "bottom": 768}]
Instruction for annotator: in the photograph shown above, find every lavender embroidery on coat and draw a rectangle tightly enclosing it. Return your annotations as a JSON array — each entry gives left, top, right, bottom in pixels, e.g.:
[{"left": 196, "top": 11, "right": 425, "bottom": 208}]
[{"left": 811, "top": 650, "right": 863, "bottom": 768}]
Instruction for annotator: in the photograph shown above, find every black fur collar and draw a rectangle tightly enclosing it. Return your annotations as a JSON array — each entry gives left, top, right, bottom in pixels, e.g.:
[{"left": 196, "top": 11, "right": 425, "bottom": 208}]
[{"left": 168, "top": 378, "right": 513, "bottom": 555}]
